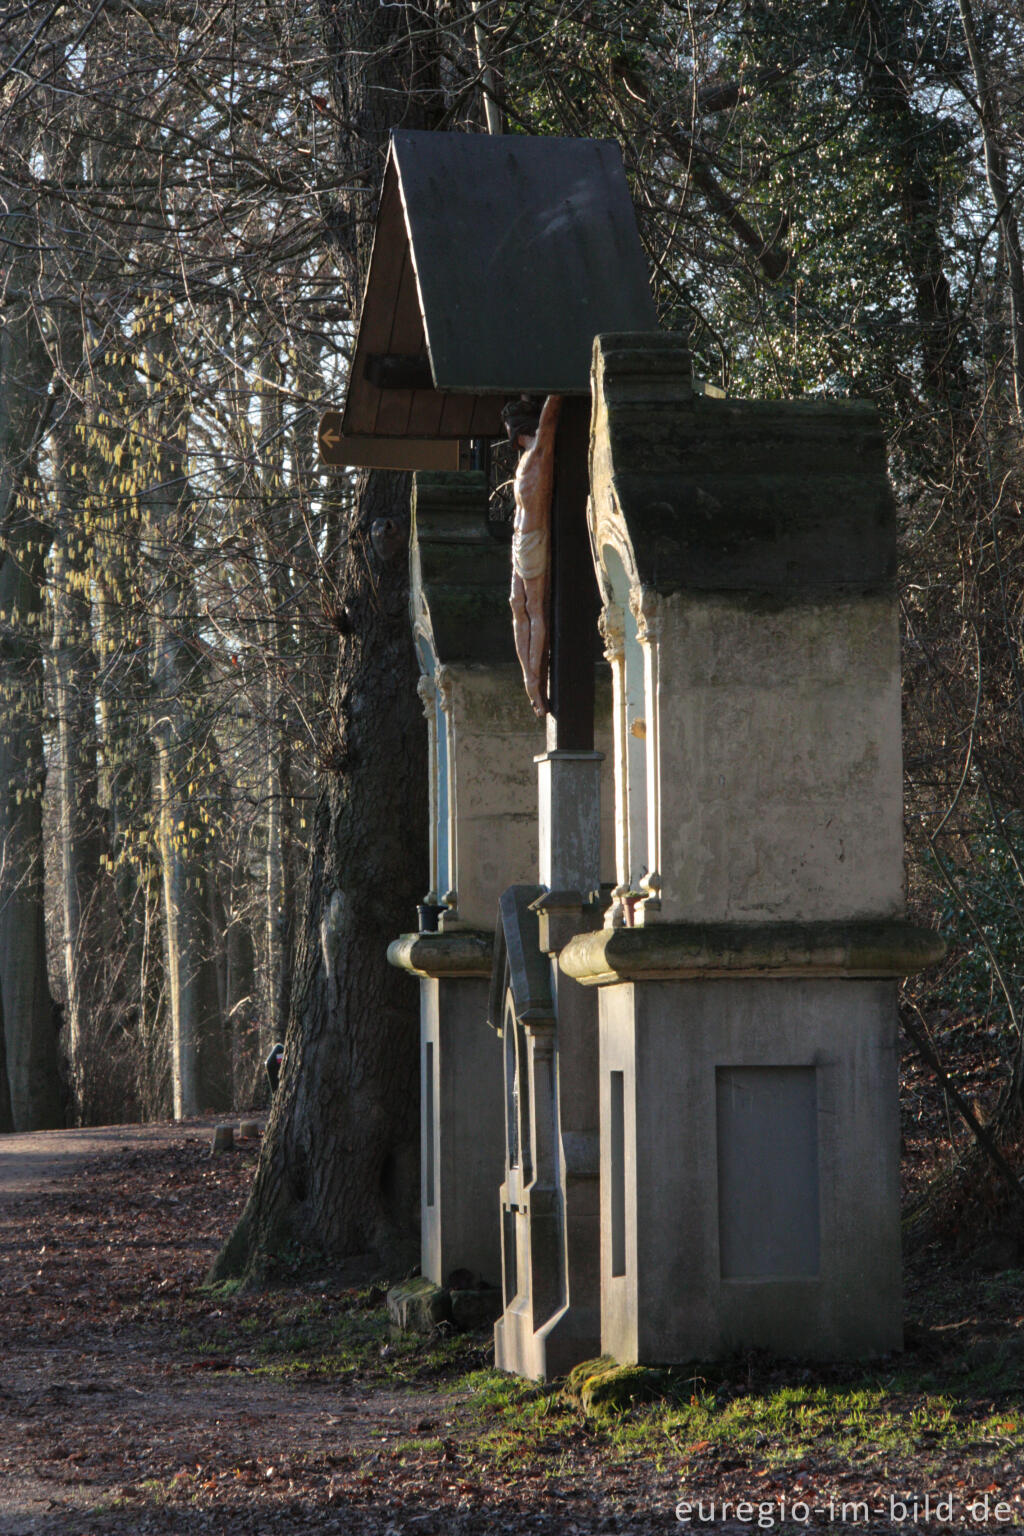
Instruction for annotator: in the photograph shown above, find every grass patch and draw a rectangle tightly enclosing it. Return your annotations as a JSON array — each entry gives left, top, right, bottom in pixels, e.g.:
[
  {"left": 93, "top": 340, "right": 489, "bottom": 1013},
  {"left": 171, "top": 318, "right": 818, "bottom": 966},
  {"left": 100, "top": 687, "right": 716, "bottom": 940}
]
[
  {"left": 392, "top": 1436, "right": 444, "bottom": 1460},
  {"left": 185, "top": 1289, "right": 495, "bottom": 1385},
  {"left": 170, "top": 1258, "right": 1024, "bottom": 1491},
  {"left": 452, "top": 1347, "right": 1024, "bottom": 1483}
]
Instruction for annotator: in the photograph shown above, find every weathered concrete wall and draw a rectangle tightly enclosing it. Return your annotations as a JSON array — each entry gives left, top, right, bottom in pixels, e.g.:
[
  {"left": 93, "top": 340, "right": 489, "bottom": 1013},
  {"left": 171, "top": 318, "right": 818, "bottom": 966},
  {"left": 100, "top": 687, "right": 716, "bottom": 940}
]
[
  {"left": 444, "top": 666, "right": 543, "bottom": 929},
  {"left": 420, "top": 975, "right": 504, "bottom": 1288},
  {"left": 599, "top": 977, "right": 902, "bottom": 1362},
  {"left": 588, "top": 331, "right": 903, "bottom": 932},
  {"left": 446, "top": 667, "right": 615, "bottom": 929},
  {"left": 655, "top": 591, "right": 904, "bottom": 924}
]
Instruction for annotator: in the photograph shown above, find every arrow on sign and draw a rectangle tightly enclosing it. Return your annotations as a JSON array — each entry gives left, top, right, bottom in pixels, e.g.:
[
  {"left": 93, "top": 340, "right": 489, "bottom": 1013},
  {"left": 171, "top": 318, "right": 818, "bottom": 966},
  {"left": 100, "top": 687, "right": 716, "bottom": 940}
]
[
  {"left": 318, "top": 413, "right": 462, "bottom": 471},
  {"left": 318, "top": 411, "right": 345, "bottom": 461}
]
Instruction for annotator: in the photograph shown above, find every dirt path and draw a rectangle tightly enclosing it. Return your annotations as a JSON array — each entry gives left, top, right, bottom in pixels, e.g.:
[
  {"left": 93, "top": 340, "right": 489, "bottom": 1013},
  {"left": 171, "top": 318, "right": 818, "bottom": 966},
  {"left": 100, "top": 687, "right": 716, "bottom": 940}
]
[
  {"left": 4, "top": 1119, "right": 1022, "bottom": 1536},
  {"left": 0, "top": 1121, "right": 653, "bottom": 1536},
  {"left": 0, "top": 1121, "right": 474, "bottom": 1536},
  {"left": 0, "top": 1119, "right": 232, "bottom": 1199}
]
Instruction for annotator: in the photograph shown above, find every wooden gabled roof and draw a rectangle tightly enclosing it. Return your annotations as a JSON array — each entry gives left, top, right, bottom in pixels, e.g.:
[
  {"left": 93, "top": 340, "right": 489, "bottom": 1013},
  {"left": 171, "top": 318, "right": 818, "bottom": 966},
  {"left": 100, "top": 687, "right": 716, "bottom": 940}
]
[{"left": 331, "top": 131, "right": 657, "bottom": 470}]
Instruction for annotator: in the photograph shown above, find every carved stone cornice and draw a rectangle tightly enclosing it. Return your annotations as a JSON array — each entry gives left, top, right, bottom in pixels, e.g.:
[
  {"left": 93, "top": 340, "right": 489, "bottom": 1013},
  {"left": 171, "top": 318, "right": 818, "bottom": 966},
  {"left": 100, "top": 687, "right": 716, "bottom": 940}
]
[
  {"left": 559, "top": 919, "right": 947, "bottom": 987},
  {"left": 387, "top": 929, "right": 494, "bottom": 979}
]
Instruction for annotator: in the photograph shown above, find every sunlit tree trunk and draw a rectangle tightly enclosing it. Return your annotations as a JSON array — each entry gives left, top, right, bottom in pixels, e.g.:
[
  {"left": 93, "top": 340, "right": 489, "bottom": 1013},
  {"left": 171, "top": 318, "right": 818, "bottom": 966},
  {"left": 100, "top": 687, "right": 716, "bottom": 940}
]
[
  {"left": 51, "top": 449, "right": 102, "bottom": 1101},
  {"left": 145, "top": 330, "right": 229, "bottom": 1118}
]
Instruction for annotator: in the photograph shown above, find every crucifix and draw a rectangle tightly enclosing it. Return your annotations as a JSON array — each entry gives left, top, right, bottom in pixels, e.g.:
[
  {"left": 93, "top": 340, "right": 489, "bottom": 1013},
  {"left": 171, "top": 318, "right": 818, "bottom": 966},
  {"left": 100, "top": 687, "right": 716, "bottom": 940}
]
[
  {"left": 503, "top": 393, "right": 598, "bottom": 757},
  {"left": 325, "top": 128, "right": 657, "bottom": 1380}
]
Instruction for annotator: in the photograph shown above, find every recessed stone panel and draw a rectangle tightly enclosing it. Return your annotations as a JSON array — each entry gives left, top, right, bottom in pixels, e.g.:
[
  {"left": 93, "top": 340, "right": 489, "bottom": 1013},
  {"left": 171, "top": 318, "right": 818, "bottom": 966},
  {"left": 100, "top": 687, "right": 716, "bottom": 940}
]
[{"left": 716, "top": 1065, "right": 820, "bottom": 1280}]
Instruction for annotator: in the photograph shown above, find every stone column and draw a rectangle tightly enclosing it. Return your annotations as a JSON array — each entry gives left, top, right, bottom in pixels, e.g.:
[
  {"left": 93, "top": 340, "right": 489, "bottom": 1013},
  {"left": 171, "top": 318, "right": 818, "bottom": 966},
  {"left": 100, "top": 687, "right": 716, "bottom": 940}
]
[{"left": 389, "top": 472, "right": 544, "bottom": 1303}]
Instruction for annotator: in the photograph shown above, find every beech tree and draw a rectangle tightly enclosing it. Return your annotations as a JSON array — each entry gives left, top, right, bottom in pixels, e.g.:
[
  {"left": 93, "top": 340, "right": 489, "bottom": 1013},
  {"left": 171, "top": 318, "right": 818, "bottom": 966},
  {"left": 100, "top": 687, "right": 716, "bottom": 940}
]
[{"left": 211, "top": 0, "right": 441, "bottom": 1279}]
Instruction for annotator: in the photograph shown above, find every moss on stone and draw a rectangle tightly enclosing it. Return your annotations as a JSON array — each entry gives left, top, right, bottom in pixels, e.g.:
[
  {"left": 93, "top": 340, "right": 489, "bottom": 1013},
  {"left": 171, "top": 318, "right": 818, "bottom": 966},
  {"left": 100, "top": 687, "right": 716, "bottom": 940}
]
[
  {"left": 386, "top": 1276, "right": 452, "bottom": 1334},
  {"left": 563, "top": 1356, "right": 669, "bottom": 1415}
]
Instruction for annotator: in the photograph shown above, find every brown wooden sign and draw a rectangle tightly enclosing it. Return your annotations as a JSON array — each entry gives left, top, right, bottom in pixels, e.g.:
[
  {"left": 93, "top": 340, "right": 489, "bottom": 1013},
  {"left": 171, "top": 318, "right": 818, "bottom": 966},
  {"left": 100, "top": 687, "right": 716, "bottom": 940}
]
[
  {"left": 318, "top": 411, "right": 460, "bottom": 471},
  {"left": 318, "top": 411, "right": 346, "bottom": 462}
]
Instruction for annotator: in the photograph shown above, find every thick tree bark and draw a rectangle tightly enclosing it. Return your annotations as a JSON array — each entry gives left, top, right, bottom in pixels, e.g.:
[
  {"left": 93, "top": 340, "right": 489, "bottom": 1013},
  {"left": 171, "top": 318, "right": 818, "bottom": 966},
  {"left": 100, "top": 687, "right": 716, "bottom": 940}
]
[
  {"left": 212, "top": 470, "right": 427, "bottom": 1277},
  {"left": 0, "top": 543, "right": 65, "bottom": 1131},
  {"left": 210, "top": 0, "right": 437, "bottom": 1280}
]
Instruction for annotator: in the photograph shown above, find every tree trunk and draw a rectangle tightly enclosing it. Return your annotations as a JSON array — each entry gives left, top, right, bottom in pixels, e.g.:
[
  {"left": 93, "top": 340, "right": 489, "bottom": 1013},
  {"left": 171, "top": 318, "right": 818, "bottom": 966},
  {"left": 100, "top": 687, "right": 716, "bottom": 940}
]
[
  {"left": 0, "top": 225, "right": 64, "bottom": 1131},
  {"left": 224, "top": 868, "right": 257, "bottom": 1103},
  {"left": 145, "top": 343, "right": 229, "bottom": 1119},
  {"left": 151, "top": 634, "right": 231, "bottom": 1118},
  {"left": 0, "top": 989, "right": 13, "bottom": 1133},
  {"left": 212, "top": 467, "right": 428, "bottom": 1278},
  {"left": 259, "top": 354, "right": 295, "bottom": 1054},
  {"left": 51, "top": 468, "right": 103, "bottom": 1106},
  {"left": 856, "top": 0, "right": 971, "bottom": 405},
  {"left": 957, "top": 0, "right": 1024, "bottom": 421},
  {"left": 264, "top": 678, "right": 292, "bottom": 1052},
  {"left": 210, "top": 0, "right": 439, "bottom": 1280},
  {"left": 0, "top": 543, "right": 65, "bottom": 1131}
]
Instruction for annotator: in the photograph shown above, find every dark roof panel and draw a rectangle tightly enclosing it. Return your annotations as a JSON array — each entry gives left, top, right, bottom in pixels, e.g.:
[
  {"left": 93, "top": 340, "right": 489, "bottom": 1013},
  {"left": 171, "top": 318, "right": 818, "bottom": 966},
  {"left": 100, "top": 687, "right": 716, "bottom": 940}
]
[
  {"left": 393, "top": 131, "right": 658, "bottom": 394},
  {"left": 332, "top": 132, "right": 656, "bottom": 468}
]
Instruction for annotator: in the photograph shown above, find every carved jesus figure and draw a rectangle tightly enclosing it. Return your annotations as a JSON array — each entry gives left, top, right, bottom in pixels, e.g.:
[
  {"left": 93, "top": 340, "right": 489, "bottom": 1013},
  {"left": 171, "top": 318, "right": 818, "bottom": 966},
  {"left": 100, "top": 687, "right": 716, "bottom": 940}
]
[{"left": 505, "top": 393, "right": 561, "bottom": 717}]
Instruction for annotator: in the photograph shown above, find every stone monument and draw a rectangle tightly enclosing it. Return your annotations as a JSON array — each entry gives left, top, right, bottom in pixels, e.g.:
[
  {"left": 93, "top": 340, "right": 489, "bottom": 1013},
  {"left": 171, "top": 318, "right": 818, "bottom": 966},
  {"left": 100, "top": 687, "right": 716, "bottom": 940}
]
[{"left": 559, "top": 333, "right": 945, "bottom": 1362}]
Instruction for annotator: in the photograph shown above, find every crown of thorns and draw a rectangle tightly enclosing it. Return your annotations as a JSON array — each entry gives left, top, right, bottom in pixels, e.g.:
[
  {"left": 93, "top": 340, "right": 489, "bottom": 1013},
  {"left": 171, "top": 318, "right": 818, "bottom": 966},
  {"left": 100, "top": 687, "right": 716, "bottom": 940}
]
[{"left": 500, "top": 396, "right": 544, "bottom": 442}]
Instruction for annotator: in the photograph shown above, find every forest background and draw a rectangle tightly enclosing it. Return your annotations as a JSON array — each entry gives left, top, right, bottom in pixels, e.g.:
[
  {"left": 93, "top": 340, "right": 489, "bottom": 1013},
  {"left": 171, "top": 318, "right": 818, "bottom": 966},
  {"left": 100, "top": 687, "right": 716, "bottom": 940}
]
[{"left": 1, "top": 0, "right": 1023, "bottom": 1272}]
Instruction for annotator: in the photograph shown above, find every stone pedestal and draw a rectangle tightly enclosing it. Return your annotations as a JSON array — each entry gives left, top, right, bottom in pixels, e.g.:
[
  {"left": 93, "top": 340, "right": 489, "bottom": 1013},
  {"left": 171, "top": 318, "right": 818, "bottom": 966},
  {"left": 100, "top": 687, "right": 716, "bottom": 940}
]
[
  {"left": 558, "top": 332, "right": 944, "bottom": 1364},
  {"left": 563, "top": 928, "right": 942, "bottom": 1360},
  {"left": 494, "top": 737, "right": 622, "bottom": 1379},
  {"left": 389, "top": 473, "right": 545, "bottom": 1291},
  {"left": 388, "top": 931, "right": 501, "bottom": 1289}
]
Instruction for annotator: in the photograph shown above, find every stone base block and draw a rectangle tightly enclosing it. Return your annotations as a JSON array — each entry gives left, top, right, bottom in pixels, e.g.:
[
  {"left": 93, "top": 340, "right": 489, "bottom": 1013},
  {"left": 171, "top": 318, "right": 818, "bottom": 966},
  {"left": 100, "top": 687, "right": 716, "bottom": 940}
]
[
  {"left": 564, "top": 1356, "right": 668, "bottom": 1416},
  {"left": 450, "top": 1286, "right": 503, "bottom": 1331},
  {"left": 599, "top": 977, "right": 903, "bottom": 1363},
  {"left": 387, "top": 1277, "right": 452, "bottom": 1334},
  {"left": 387, "top": 1277, "right": 503, "bottom": 1336}
]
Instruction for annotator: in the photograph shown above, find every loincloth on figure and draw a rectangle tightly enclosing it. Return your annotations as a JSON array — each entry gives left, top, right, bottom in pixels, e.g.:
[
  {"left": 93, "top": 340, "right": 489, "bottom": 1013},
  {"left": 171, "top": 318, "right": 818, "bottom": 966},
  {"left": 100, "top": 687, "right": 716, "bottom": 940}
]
[{"left": 511, "top": 526, "right": 548, "bottom": 584}]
